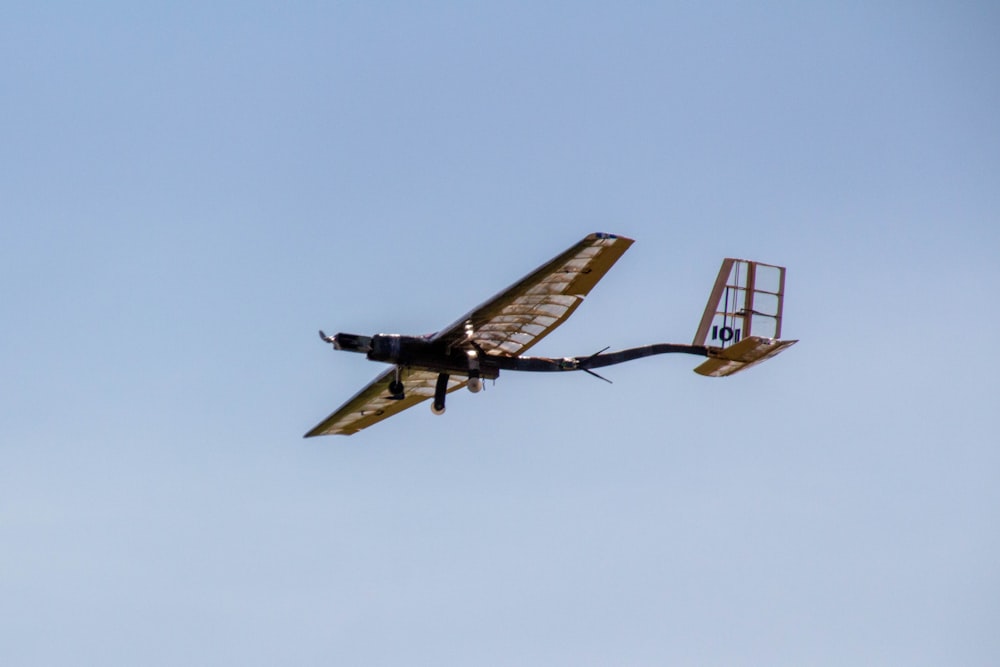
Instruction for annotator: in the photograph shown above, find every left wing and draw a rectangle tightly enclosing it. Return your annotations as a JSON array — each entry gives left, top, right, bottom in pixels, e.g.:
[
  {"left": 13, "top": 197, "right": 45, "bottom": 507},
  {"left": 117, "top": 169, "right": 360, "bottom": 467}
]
[
  {"left": 305, "top": 367, "right": 468, "bottom": 436},
  {"left": 433, "top": 232, "right": 634, "bottom": 357}
]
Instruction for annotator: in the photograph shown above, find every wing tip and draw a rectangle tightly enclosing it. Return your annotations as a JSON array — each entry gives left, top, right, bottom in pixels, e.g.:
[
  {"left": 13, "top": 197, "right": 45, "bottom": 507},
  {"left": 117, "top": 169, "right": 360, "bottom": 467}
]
[
  {"left": 588, "top": 231, "right": 635, "bottom": 244},
  {"left": 303, "top": 428, "right": 350, "bottom": 438}
]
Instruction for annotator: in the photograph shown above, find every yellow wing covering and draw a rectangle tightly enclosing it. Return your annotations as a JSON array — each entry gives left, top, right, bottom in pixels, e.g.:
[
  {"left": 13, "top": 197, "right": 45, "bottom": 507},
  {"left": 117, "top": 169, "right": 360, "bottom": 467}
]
[
  {"left": 433, "top": 232, "right": 634, "bottom": 357},
  {"left": 305, "top": 367, "right": 468, "bottom": 436}
]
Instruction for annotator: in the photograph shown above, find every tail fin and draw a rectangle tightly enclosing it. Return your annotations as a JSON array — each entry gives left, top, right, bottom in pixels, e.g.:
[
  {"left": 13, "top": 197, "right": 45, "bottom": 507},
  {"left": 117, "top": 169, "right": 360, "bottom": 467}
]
[{"left": 692, "top": 258, "right": 797, "bottom": 377}]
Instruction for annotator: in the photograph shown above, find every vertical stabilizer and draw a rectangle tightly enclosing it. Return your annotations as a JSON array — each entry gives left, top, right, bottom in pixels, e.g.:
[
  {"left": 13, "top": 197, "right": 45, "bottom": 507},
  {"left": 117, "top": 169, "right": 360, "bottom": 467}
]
[{"left": 693, "top": 258, "right": 787, "bottom": 347}]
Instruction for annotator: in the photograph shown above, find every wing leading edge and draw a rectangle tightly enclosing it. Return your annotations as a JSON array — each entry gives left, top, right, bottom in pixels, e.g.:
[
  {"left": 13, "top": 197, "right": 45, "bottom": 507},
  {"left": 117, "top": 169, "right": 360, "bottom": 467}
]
[{"left": 304, "top": 232, "right": 634, "bottom": 437}]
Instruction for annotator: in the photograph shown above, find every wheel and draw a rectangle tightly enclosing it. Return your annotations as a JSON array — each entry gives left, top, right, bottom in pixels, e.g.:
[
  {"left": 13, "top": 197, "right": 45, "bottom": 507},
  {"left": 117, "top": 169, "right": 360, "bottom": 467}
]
[{"left": 431, "top": 372, "right": 449, "bottom": 415}]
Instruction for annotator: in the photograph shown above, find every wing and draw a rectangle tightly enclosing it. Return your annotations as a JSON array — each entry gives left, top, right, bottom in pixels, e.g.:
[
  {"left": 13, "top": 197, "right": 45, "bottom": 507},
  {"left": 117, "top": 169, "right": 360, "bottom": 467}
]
[
  {"left": 432, "top": 232, "right": 634, "bottom": 357},
  {"left": 304, "top": 367, "right": 468, "bottom": 437}
]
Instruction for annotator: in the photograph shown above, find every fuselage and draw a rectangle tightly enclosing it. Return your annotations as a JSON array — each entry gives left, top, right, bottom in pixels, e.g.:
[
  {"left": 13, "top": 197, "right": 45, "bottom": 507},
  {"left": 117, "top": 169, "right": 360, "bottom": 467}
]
[
  {"left": 329, "top": 331, "right": 709, "bottom": 377},
  {"left": 332, "top": 332, "right": 501, "bottom": 379}
]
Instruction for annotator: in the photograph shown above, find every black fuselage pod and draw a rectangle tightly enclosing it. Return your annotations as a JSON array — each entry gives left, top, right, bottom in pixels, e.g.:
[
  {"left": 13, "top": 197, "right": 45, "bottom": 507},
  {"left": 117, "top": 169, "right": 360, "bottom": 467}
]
[
  {"left": 364, "top": 333, "right": 501, "bottom": 380},
  {"left": 331, "top": 332, "right": 373, "bottom": 353}
]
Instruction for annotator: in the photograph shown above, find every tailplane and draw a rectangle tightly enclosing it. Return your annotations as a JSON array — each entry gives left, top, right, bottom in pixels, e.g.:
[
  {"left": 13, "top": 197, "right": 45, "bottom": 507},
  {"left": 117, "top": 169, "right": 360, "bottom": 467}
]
[{"left": 692, "top": 258, "right": 797, "bottom": 377}]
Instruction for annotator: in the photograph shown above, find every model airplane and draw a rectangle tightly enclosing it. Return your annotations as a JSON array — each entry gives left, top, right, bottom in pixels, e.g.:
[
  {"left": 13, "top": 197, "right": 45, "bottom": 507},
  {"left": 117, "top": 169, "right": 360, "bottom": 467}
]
[{"left": 305, "top": 233, "right": 797, "bottom": 436}]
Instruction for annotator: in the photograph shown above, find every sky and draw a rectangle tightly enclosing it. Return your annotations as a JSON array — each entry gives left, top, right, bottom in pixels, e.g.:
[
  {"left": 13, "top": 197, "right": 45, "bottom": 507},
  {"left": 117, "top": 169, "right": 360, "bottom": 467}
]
[{"left": 2, "top": 2, "right": 999, "bottom": 665}]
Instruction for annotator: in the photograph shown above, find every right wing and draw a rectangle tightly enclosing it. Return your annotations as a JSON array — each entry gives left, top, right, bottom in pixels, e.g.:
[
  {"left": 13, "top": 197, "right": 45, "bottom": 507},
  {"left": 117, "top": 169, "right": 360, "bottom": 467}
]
[
  {"left": 432, "top": 232, "right": 634, "bottom": 357},
  {"left": 304, "top": 367, "right": 468, "bottom": 437}
]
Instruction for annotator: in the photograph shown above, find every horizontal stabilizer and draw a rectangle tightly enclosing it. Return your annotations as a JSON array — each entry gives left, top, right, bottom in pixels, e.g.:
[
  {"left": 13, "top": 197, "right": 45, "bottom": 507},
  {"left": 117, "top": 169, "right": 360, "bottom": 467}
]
[{"left": 693, "top": 336, "right": 798, "bottom": 377}]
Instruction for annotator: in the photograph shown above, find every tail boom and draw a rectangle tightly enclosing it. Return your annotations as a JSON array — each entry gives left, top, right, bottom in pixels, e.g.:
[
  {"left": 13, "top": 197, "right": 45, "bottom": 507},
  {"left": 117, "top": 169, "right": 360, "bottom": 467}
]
[{"left": 491, "top": 257, "right": 797, "bottom": 379}]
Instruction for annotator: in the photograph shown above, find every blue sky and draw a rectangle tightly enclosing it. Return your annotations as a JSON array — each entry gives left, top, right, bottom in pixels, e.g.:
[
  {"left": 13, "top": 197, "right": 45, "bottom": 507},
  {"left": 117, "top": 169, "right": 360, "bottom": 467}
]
[{"left": 2, "top": 2, "right": 999, "bottom": 665}]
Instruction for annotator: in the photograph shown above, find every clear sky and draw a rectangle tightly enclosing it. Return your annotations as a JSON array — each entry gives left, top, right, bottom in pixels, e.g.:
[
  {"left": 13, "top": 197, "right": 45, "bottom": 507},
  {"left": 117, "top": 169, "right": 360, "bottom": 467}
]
[{"left": 2, "top": 2, "right": 998, "bottom": 665}]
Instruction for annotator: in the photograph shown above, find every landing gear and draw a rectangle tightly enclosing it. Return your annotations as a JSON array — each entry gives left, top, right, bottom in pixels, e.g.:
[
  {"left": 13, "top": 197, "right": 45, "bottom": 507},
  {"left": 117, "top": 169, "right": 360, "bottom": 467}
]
[
  {"left": 388, "top": 367, "right": 405, "bottom": 400},
  {"left": 466, "top": 349, "right": 482, "bottom": 393},
  {"left": 431, "top": 372, "right": 449, "bottom": 415}
]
